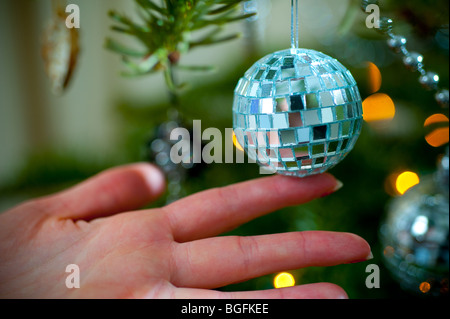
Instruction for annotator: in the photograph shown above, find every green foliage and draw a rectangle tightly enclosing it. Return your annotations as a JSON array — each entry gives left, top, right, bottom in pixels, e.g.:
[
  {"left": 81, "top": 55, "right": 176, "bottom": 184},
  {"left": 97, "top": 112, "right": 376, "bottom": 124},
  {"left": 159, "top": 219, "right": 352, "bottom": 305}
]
[{"left": 105, "top": 0, "right": 255, "bottom": 92}]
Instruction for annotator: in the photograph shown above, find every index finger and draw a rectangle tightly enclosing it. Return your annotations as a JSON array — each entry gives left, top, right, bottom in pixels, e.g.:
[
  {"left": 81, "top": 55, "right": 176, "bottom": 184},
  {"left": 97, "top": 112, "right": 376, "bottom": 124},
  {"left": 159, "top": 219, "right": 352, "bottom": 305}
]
[{"left": 165, "top": 173, "right": 341, "bottom": 242}]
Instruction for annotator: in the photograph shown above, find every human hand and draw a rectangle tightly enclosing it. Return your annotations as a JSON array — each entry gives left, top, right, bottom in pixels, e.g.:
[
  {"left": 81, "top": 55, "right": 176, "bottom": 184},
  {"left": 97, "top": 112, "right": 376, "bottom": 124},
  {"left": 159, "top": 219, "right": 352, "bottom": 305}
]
[{"left": 0, "top": 163, "right": 371, "bottom": 299}]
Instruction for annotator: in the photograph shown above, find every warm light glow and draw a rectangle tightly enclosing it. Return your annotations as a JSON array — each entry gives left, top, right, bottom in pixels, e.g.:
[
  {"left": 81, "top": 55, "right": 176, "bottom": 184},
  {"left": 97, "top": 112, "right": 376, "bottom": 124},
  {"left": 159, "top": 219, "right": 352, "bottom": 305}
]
[
  {"left": 424, "top": 114, "right": 449, "bottom": 147},
  {"left": 362, "top": 93, "right": 395, "bottom": 122},
  {"left": 424, "top": 113, "right": 449, "bottom": 127},
  {"left": 274, "top": 272, "right": 295, "bottom": 289},
  {"left": 395, "top": 171, "right": 420, "bottom": 195},
  {"left": 384, "top": 172, "right": 400, "bottom": 196},
  {"left": 383, "top": 246, "right": 395, "bottom": 258},
  {"left": 232, "top": 130, "right": 244, "bottom": 152},
  {"left": 425, "top": 127, "right": 449, "bottom": 147},
  {"left": 419, "top": 281, "right": 431, "bottom": 293},
  {"left": 366, "top": 62, "right": 382, "bottom": 94}
]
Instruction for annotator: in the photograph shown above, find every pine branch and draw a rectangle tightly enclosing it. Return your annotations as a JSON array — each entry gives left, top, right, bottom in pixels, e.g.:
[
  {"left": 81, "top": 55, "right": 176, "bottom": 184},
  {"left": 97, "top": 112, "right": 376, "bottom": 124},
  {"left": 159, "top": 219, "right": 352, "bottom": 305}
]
[{"left": 105, "top": 0, "right": 255, "bottom": 90}]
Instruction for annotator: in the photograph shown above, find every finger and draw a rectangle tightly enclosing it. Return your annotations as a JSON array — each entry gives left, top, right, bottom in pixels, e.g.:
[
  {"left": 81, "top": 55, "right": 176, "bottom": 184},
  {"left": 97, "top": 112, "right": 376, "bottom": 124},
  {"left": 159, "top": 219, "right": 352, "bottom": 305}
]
[
  {"left": 165, "top": 173, "right": 341, "bottom": 242},
  {"left": 171, "top": 231, "right": 371, "bottom": 289},
  {"left": 42, "top": 163, "right": 165, "bottom": 221},
  {"left": 168, "top": 283, "right": 348, "bottom": 299}
]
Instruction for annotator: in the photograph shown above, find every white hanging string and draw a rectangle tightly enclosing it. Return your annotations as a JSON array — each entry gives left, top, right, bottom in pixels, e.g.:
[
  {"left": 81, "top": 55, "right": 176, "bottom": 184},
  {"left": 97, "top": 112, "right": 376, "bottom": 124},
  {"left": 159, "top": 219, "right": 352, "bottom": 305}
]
[{"left": 291, "top": 0, "right": 299, "bottom": 49}]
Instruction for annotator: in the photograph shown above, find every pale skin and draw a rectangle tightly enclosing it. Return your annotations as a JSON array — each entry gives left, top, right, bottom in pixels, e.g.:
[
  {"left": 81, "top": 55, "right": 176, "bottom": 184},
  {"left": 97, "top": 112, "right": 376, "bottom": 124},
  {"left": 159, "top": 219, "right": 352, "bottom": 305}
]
[{"left": 0, "top": 163, "right": 371, "bottom": 299}]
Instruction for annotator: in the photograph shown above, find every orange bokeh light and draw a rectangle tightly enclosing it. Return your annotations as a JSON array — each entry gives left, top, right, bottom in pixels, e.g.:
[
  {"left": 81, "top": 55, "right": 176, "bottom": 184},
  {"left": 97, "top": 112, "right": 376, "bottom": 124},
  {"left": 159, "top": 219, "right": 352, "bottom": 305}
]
[
  {"left": 367, "top": 62, "right": 382, "bottom": 94},
  {"left": 424, "top": 113, "right": 449, "bottom": 126},
  {"left": 395, "top": 171, "right": 420, "bottom": 195},
  {"left": 419, "top": 281, "right": 431, "bottom": 293},
  {"left": 424, "top": 114, "right": 449, "bottom": 147},
  {"left": 362, "top": 93, "right": 396, "bottom": 122},
  {"left": 425, "top": 128, "right": 449, "bottom": 147}
]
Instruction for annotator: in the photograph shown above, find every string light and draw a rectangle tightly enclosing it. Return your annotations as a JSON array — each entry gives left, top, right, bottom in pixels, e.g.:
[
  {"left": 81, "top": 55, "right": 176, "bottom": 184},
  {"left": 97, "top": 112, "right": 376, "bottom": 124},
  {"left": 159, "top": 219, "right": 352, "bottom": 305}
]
[
  {"left": 425, "top": 128, "right": 450, "bottom": 148},
  {"left": 366, "top": 62, "right": 382, "bottom": 94},
  {"left": 362, "top": 61, "right": 395, "bottom": 123},
  {"left": 274, "top": 272, "right": 295, "bottom": 288},
  {"left": 419, "top": 281, "right": 431, "bottom": 294},
  {"left": 424, "top": 114, "right": 449, "bottom": 148},
  {"left": 362, "top": 93, "right": 395, "bottom": 122},
  {"left": 395, "top": 171, "right": 420, "bottom": 195}
]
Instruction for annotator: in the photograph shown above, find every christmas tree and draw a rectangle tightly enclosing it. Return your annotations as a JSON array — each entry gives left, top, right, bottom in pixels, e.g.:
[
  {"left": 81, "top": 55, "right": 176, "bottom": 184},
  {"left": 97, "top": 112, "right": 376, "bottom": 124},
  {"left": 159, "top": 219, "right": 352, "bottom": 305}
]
[{"left": 0, "top": 0, "right": 447, "bottom": 299}]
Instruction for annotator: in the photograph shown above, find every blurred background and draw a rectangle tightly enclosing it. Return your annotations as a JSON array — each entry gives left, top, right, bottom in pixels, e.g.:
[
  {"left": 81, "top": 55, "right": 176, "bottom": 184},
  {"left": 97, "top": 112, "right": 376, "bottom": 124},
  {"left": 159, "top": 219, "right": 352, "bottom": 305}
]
[{"left": 0, "top": 0, "right": 448, "bottom": 298}]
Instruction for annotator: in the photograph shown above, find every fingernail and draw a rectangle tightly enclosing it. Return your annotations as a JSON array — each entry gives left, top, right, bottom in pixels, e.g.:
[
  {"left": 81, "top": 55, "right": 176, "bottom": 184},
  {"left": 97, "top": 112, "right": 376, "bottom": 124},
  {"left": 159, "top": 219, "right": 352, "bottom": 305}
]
[
  {"left": 348, "top": 251, "right": 373, "bottom": 264},
  {"left": 321, "top": 179, "right": 343, "bottom": 198},
  {"left": 140, "top": 163, "right": 166, "bottom": 195},
  {"left": 333, "top": 179, "right": 344, "bottom": 192}
]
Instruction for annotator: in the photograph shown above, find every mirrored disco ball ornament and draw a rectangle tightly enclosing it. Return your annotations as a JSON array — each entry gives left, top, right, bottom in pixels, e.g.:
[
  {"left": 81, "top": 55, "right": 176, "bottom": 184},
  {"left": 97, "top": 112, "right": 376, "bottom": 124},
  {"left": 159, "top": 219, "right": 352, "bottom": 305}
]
[
  {"left": 232, "top": 48, "right": 363, "bottom": 177},
  {"left": 380, "top": 174, "right": 449, "bottom": 297},
  {"left": 380, "top": 149, "right": 449, "bottom": 297}
]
